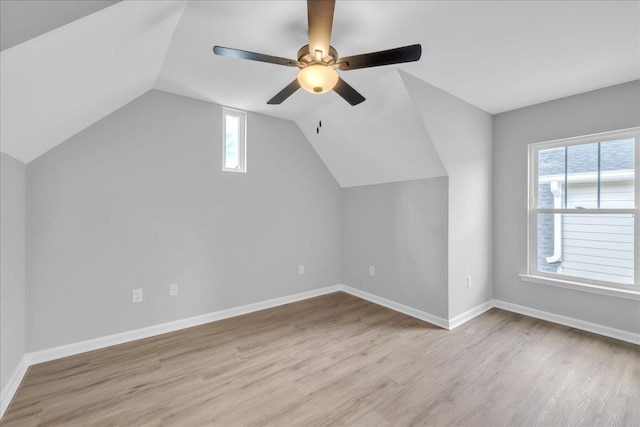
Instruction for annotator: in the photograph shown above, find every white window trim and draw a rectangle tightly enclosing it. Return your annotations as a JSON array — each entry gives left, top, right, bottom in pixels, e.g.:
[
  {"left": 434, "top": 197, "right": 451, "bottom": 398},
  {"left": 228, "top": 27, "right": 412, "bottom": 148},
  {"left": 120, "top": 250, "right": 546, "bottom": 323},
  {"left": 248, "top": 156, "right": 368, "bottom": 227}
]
[
  {"left": 222, "top": 107, "right": 247, "bottom": 173},
  {"left": 519, "top": 274, "right": 640, "bottom": 300},
  {"left": 525, "top": 127, "right": 640, "bottom": 299}
]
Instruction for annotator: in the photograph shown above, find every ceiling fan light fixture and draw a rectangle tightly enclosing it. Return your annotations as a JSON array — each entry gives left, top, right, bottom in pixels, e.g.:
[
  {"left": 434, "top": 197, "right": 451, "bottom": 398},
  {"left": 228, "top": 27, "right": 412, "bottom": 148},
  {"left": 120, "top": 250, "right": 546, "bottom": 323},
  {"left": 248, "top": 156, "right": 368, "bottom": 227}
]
[
  {"left": 213, "top": 1, "right": 421, "bottom": 105},
  {"left": 297, "top": 65, "right": 339, "bottom": 94}
]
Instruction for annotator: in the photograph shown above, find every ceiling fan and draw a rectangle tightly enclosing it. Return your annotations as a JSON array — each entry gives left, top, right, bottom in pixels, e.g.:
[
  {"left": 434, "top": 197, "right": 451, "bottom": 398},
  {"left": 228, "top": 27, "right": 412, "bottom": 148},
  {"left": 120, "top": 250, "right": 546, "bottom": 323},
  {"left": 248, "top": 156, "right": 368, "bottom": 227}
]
[{"left": 213, "top": 0, "right": 422, "bottom": 106}]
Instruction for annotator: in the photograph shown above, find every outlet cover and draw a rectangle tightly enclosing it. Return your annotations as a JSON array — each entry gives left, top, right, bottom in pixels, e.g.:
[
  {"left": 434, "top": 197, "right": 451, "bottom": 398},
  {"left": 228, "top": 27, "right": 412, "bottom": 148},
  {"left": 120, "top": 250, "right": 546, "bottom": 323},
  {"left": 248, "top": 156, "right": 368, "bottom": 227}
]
[
  {"left": 132, "top": 288, "right": 143, "bottom": 303},
  {"left": 169, "top": 283, "right": 178, "bottom": 297},
  {"left": 299, "top": 265, "right": 305, "bottom": 275},
  {"left": 369, "top": 266, "right": 375, "bottom": 276}
]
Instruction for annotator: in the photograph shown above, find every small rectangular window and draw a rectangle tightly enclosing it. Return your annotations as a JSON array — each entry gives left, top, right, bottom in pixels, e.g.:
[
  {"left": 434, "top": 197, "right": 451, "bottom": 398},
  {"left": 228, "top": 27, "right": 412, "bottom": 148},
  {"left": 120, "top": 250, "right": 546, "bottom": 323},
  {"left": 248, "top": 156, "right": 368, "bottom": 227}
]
[
  {"left": 222, "top": 108, "right": 246, "bottom": 173},
  {"left": 528, "top": 127, "right": 639, "bottom": 291}
]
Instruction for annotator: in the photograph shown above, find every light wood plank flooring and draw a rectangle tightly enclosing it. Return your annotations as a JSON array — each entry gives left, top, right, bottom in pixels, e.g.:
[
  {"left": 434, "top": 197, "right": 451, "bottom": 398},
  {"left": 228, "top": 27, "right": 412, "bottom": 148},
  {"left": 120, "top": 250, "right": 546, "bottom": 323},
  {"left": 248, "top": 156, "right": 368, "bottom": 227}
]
[{"left": 2, "top": 292, "right": 639, "bottom": 426}]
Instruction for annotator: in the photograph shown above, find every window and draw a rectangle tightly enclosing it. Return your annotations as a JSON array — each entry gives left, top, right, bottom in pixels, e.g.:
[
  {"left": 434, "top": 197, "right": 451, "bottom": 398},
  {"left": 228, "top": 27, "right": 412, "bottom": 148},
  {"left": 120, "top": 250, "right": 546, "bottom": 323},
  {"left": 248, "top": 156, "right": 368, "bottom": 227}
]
[
  {"left": 525, "top": 127, "right": 639, "bottom": 296},
  {"left": 222, "top": 108, "right": 246, "bottom": 172}
]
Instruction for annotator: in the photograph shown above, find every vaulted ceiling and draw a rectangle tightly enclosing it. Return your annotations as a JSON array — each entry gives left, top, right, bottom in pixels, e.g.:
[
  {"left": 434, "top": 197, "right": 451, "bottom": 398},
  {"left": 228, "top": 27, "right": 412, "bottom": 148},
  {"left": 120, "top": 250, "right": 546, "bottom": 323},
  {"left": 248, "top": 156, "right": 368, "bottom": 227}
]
[
  {"left": 1, "top": 0, "right": 639, "bottom": 167},
  {"left": 0, "top": 1, "right": 187, "bottom": 163},
  {"left": 159, "top": 0, "right": 640, "bottom": 119},
  {"left": 0, "top": 0, "right": 119, "bottom": 51}
]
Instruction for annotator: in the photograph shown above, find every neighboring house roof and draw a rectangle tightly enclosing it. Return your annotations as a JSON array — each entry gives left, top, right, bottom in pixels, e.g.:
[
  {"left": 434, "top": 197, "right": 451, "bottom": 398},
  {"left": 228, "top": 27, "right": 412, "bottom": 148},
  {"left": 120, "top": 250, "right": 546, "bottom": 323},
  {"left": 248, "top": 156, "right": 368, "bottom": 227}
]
[{"left": 539, "top": 139, "right": 635, "bottom": 178}]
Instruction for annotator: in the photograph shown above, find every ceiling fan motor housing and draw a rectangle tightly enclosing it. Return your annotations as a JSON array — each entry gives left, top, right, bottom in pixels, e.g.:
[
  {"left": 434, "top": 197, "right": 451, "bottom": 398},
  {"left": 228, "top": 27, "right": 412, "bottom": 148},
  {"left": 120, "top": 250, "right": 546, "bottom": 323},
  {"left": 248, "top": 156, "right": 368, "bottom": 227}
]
[{"left": 297, "top": 45, "right": 339, "bottom": 66}]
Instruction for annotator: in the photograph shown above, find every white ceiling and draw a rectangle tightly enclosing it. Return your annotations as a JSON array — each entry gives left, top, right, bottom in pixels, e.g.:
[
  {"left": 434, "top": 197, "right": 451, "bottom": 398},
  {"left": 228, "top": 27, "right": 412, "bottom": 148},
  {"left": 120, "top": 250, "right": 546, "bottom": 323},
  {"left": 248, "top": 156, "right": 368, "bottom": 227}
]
[
  {"left": 158, "top": 0, "right": 640, "bottom": 118},
  {"left": 1, "top": 0, "right": 638, "bottom": 164}
]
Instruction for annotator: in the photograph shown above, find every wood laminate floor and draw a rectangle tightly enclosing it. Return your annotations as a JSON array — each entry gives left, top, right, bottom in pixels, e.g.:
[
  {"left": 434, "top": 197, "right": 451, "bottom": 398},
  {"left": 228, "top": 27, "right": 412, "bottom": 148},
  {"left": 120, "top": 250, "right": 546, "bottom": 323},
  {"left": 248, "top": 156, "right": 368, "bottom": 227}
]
[{"left": 2, "top": 292, "right": 639, "bottom": 426}]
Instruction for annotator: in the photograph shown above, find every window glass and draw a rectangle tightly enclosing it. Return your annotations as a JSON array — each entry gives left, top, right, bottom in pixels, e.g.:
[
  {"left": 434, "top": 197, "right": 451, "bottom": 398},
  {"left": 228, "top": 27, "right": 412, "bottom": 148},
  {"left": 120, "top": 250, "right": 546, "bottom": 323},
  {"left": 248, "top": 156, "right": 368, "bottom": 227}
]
[
  {"left": 566, "top": 143, "right": 598, "bottom": 209},
  {"left": 530, "top": 128, "right": 638, "bottom": 289},
  {"left": 222, "top": 108, "right": 246, "bottom": 173},
  {"left": 537, "top": 213, "right": 634, "bottom": 285},
  {"left": 600, "top": 138, "right": 635, "bottom": 208},
  {"left": 225, "top": 115, "right": 240, "bottom": 170},
  {"left": 538, "top": 147, "right": 565, "bottom": 209}
]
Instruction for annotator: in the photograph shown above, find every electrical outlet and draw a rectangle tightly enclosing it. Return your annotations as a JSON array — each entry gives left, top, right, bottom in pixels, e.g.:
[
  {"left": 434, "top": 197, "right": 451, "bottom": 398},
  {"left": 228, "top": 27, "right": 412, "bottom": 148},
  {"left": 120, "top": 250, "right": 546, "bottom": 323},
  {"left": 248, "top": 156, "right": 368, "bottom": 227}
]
[
  {"left": 369, "top": 266, "right": 375, "bottom": 276},
  {"left": 467, "top": 276, "right": 472, "bottom": 289},
  {"left": 169, "top": 283, "right": 178, "bottom": 297},
  {"left": 132, "top": 288, "right": 143, "bottom": 303},
  {"left": 299, "top": 265, "right": 305, "bottom": 275}
]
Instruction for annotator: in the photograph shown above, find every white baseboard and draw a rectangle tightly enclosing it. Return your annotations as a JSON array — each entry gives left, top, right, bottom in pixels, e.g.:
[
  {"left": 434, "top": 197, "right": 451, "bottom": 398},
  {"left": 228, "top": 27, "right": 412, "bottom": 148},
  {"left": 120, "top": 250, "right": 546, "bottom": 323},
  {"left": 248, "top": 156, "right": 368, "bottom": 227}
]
[
  {"left": 4, "top": 285, "right": 637, "bottom": 420},
  {"left": 448, "top": 300, "right": 495, "bottom": 330},
  {"left": 339, "top": 285, "right": 450, "bottom": 329},
  {"left": 26, "top": 285, "right": 342, "bottom": 366},
  {"left": 0, "top": 285, "right": 342, "bottom": 421},
  {"left": 338, "top": 286, "right": 639, "bottom": 345},
  {"left": 0, "top": 355, "right": 28, "bottom": 419},
  {"left": 493, "top": 299, "right": 640, "bottom": 346}
]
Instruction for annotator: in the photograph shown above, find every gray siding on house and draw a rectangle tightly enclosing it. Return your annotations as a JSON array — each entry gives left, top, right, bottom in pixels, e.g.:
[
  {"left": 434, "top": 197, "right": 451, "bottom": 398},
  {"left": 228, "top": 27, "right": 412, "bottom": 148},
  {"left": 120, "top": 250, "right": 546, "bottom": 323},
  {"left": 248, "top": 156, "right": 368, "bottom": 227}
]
[{"left": 561, "top": 203, "right": 634, "bottom": 285}]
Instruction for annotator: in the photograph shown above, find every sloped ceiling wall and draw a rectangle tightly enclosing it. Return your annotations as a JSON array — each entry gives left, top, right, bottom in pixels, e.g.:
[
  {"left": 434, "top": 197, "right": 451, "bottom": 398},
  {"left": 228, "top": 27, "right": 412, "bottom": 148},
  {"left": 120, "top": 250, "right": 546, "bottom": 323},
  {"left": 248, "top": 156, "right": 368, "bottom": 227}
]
[
  {"left": 296, "top": 69, "right": 447, "bottom": 188},
  {"left": 0, "top": 1, "right": 186, "bottom": 163},
  {"left": 0, "top": 0, "right": 119, "bottom": 51},
  {"left": 0, "top": 0, "right": 447, "bottom": 187},
  {"left": 400, "top": 70, "right": 494, "bottom": 318}
]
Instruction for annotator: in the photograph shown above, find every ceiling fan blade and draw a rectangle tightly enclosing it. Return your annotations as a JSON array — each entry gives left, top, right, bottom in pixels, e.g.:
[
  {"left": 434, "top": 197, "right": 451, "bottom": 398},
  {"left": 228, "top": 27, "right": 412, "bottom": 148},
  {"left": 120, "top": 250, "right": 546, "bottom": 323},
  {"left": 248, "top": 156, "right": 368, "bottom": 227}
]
[
  {"left": 307, "top": 0, "right": 335, "bottom": 58},
  {"left": 267, "top": 80, "right": 301, "bottom": 105},
  {"left": 337, "top": 44, "right": 422, "bottom": 71},
  {"left": 213, "top": 46, "right": 298, "bottom": 67},
  {"left": 333, "top": 78, "right": 365, "bottom": 106}
]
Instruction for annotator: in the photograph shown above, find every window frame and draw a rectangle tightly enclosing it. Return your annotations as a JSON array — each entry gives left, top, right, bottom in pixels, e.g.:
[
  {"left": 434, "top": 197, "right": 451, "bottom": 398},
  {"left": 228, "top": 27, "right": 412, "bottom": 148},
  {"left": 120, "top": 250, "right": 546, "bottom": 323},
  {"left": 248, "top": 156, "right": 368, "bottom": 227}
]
[
  {"left": 222, "top": 107, "right": 247, "bottom": 173},
  {"left": 525, "top": 127, "right": 640, "bottom": 297}
]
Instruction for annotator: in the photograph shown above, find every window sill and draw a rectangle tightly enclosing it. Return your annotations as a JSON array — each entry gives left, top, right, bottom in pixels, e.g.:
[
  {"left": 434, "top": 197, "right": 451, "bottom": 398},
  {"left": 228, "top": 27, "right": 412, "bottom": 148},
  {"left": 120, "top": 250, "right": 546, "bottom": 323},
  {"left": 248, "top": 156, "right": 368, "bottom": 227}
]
[{"left": 519, "top": 274, "right": 640, "bottom": 301}]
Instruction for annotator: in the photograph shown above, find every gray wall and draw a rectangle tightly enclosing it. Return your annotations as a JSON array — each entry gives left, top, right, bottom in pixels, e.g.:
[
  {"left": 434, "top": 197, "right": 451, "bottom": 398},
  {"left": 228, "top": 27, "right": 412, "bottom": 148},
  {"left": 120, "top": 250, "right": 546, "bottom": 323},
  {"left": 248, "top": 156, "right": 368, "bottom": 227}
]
[
  {"left": 12, "top": 78, "right": 638, "bottom": 358},
  {"left": 341, "top": 177, "right": 449, "bottom": 319},
  {"left": 493, "top": 80, "right": 640, "bottom": 333},
  {"left": 400, "top": 71, "right": 494, "bottom": 318},
  {"left": 1, "top": 153, "right": 26, "bottom": 393},
  {"left": 26, "top": 89, "right": 341, "bottom": 352}
]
